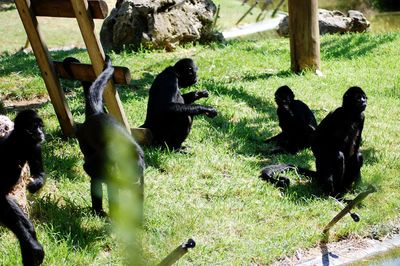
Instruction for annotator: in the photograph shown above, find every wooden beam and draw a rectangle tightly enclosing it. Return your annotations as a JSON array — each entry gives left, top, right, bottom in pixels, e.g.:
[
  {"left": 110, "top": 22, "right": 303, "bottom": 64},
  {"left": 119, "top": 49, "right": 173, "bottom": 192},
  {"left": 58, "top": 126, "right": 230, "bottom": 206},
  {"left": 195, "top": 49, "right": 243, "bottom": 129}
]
[
  {"left": 30, "top": 0, "right": 108, "bottom": 19},
  {"left": 131, "top": 128, "right": 153, "bottom": 146},
  {"left": 288, "top": 0, "right": 320, "bottom": 73},
  {"left": 70, "top": 0, "right": 131, "bottom": 131},
  {"left": 15, "top": 0, "right": 75, "bottom": 136},
  {"left": 53, "top": 61, "right": 131, "bottom": 85}
]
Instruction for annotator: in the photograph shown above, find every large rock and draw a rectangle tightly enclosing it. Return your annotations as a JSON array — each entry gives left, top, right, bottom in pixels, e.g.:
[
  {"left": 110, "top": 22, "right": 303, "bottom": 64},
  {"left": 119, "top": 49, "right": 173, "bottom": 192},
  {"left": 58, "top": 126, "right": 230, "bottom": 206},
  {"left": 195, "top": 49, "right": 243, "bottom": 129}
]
[
  {"left": 277, "top": 9, "right": 370, "bottom": 37},
  {"left": 0, "top": 115, "right": 13, "bottom": 138},
  {"left": 100, "top": 0, "right": 223, "bottom": 52}
]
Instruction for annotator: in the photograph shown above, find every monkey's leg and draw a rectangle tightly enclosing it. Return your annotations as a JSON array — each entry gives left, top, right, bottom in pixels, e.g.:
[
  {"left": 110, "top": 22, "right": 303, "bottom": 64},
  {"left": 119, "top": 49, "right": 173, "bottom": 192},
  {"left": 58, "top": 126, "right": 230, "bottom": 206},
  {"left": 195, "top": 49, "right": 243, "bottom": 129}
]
[
  {"left": 90, "top": 179, "right": 106, "bottom": 216},
  {"left": 343, "top": 152, "right": 363, "bottom": 190},
  {"left": 106, "top": 182, "right": 119, "bottom": 218},
  {"left": 264, "top": 132, "right": 284, "bottom": 144},
  {"left": 1, "top": 196, "right": 44, "bottom": 266},
  {"left": 315, "top": 156, "right": 337, "bottom": 196},
  {"left": 332, "top": 152, "right": 346, "bottom": 197}
]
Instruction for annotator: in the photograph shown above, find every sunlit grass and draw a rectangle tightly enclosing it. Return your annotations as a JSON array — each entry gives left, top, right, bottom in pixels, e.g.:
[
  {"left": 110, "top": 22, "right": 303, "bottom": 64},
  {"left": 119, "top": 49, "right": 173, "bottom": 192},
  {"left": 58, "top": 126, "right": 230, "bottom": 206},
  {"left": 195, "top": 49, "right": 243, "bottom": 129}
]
[
  {"left": 1, "top": 1, "right": 400, "bottom": 265},
  {"left": 1, "top": 32, "right": 400, "bottom": 264}
]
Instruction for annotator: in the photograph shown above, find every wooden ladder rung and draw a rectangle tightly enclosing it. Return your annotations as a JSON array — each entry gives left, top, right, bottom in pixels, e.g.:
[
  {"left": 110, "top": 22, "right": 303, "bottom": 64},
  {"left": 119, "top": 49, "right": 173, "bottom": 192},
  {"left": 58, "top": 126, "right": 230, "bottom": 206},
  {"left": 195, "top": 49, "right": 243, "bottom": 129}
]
[
  {"left": 31, "top": 0, "right": 108, "bottom": 19},
  {"left": 53, "top": 61, "right": 131, "bottom": 85},
  {"left": 131, "top": 128, "right": 153, "bottom": 146}
]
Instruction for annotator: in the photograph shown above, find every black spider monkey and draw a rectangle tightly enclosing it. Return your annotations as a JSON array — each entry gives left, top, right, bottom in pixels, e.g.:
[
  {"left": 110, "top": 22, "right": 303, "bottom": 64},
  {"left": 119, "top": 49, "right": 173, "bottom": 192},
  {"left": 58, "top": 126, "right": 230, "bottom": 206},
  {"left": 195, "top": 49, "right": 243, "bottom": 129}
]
[
  {"left": 261, "top": 87, "right": 367, "bottom": 198},
  {"left": 141, "top": 58, "right": 218, "bottom": 150},
  {"left": 264, "top": 85, "right": 317, "bottom": 154},
  {"left": 0, "top": 109, "right": 46, "bottom": 266},
  {"left": 307, "top": 86, "right": 367, "bottom": 197},
  {"left": 64, "top": 57, "right": 145, "bottom": 216}
]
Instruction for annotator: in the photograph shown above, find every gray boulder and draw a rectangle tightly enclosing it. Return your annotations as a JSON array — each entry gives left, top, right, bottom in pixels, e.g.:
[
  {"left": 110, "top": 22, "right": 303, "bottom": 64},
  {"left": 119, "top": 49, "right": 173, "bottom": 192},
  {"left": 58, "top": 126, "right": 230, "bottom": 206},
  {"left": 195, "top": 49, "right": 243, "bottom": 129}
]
[
  {"left": 100, "top": 0, "right": 223, "bottom": 52},
  {"left": 277, "top": 9, "right": 370, "bottom": 37}
]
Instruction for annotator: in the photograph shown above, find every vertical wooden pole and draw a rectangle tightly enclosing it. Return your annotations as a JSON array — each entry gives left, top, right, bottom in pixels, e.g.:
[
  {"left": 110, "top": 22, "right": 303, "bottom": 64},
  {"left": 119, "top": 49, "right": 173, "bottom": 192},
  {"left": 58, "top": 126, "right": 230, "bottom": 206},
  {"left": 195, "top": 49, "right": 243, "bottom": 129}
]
[
  {"left": 15, "top": 0, "right": 75, "bottom": 136},
  {"left": 70, "top": 0, "right": 131, "bottom": 131},
  {"left": 288, "top": 0, "right": 321, "bottom": 74}
]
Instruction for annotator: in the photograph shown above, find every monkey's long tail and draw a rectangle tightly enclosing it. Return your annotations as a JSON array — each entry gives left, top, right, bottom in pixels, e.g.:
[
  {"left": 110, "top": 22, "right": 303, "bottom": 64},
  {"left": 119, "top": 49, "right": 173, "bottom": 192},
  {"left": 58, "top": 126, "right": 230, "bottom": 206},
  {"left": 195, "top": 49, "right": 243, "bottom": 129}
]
[
  {"left": 295, "top": 166, "right": 317, "bottom": 179},
  {"left": 86, "top": 56, "right": 114, "bottom": 116}
]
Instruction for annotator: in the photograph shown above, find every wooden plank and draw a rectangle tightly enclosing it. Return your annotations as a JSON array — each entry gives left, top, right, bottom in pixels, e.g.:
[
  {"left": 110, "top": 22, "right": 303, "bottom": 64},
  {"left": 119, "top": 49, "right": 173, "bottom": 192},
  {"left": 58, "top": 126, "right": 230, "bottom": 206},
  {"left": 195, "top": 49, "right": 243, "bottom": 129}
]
[
  {"left": 15, "top": 0, "right": 75, "bottom": 137},
  {"left": 53, "top": 61, "right": 131, "bottom": 85},
  {"left": 288, "top": 0, "right": 320, "bottom": 73},
  {"left": 70, "top": 0, "right": 131, "bottom": 132},
  {"left": 131, "top": 128, "right": 153, "bottom": 146},
  {"left": 30, "top": 0, "right": 108, "bottom": 19}
]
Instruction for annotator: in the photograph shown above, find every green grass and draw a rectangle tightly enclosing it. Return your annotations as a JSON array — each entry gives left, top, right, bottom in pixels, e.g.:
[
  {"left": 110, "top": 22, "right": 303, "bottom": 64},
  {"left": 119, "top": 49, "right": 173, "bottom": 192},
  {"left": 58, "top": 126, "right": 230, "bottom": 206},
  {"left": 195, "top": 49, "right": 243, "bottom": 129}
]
[
  {"left": 1, "top": 2, "right": 400, "bottom": 266},
  {"left": 0, "top": 1, "right": 114, "bottom": 53},
  {"left": 213, "top": 0, "right": 268, "bottom": 30}
]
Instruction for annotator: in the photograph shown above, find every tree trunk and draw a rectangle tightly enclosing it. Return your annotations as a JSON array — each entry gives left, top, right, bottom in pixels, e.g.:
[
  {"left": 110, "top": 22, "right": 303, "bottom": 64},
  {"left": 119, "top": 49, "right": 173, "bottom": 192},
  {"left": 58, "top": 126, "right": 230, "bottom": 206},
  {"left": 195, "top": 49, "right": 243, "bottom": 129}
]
[{"left": 288, "top": 0, "right": 320, "bottom": 74}]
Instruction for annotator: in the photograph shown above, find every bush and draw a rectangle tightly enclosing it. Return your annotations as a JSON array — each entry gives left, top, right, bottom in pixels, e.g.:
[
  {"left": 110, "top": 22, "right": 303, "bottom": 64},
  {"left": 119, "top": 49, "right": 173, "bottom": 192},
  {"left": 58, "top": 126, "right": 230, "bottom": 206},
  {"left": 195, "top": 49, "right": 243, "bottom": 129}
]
[
  {"left": 371, "top": 0, "right": 400, "bottom": 11},
  {"left": 336, "top": 0, "right": 372, "bottom": 11}
]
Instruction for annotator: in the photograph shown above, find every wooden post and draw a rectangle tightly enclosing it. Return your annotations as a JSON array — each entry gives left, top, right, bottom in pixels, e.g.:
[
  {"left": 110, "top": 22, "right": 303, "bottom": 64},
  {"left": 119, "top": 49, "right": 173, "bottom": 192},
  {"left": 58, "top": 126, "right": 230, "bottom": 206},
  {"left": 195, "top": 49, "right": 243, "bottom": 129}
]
[
  {"left": 158, "top": 239, "right": 196, "bottom": 266},
  {"left": 287, "top": 0, "right": 321, "bottom": 74},
  {"left": 15, "top": 0, "right": 75, "bottom": 136},
  {"left": 70, "top": 0, "right": 131, "bottom": 131},
  {"left": 31, "top": 0, "right": 108, "bottom": 19},
  {"left": 323, "top": 185, "right": 377, "bottom": 233}
]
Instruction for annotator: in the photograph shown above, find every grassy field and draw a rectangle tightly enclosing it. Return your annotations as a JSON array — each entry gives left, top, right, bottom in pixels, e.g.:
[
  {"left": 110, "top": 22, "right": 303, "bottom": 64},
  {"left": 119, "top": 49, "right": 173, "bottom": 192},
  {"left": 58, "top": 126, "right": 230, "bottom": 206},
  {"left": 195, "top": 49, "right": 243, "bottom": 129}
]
[{"left": 1, "top": 1, "right": 400, "bottom": 266}]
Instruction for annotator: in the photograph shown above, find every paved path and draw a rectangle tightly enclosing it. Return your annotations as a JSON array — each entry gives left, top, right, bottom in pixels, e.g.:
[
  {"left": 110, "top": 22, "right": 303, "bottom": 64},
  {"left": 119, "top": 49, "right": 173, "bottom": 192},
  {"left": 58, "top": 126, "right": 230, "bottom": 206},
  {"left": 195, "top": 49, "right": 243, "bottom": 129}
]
[
  {"left": 222, "top": 13, "right": 285, "bottom": 39},
  {"left": 298, "top": 235, "right": 400, "bottom": 265}
]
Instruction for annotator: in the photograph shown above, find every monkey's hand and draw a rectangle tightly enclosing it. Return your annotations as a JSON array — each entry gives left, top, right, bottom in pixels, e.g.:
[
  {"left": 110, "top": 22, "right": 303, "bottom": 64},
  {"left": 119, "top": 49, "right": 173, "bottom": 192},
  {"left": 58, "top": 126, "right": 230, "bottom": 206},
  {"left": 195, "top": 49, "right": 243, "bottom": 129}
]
[
  {"left": 196, "top": 90, "right": 209, "bottom": 99},
  {"left": 27, "top": 174, "right": 45, "bottom": 193},
  {"left": 204, "top": 107, "right": 217, "bottom": 118}
]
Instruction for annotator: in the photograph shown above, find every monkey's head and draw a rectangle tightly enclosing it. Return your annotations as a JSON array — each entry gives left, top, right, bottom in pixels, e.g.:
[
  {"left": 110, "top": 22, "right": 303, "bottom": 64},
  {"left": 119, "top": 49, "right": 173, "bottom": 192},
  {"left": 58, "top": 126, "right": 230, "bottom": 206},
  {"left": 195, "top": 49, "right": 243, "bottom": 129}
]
[
  {"left": 275, "top": 85, "right": 295, "bottom": 110},
  {"left": 14, "top": 109, "right": 45, "bottom": 144},
  {"left": 174, "top": 58, "right": 198, "bottom": 88},
  {"left": 343, "top": 86, "right": 367, "bottom": 114}
]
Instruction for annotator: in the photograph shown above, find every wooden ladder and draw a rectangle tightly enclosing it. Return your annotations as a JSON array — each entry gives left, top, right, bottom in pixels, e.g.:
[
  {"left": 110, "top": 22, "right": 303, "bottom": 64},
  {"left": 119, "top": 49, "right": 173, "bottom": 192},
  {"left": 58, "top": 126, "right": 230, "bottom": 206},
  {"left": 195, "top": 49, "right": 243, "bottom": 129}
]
[{"left": 14, "top": 0, "right": 150, "bottom": 144}]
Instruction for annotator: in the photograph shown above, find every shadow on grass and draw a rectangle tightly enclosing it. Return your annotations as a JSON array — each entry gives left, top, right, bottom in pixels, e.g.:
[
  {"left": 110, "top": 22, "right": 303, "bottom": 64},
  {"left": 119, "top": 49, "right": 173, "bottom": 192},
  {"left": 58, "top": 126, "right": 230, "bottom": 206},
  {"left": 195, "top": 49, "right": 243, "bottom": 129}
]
[
  {"left": 0, "top": 47, "right": 153, "bottom": 114},
  {"left": 142, "top": 146, "right": 168, "bottom": 171},
  {"left": 3, "top": 101, "right": 50, "bottom": 113},
  {"left": 117, "top": 72, "right": 154, "bottom": 103},
  {"left": 362, "top": 147, "right": 380, "bottom": 166},
  {"left": 43, "top": 129, "right": 83, "bottom": 181},
  {"left": 33, "top": 195, "right": 109, "bottom": 249},
  {"left": 201, "top": 78, "right": 277, "bottom": 155},
  {"left": 241, "top": 69, "right": 293, "bottom": 82},
  {"left": 321, "top": 33, "right": 397, "bottom": 60},
  {"left": 0, "top": 48, "right": 91, "bottom": 77}
]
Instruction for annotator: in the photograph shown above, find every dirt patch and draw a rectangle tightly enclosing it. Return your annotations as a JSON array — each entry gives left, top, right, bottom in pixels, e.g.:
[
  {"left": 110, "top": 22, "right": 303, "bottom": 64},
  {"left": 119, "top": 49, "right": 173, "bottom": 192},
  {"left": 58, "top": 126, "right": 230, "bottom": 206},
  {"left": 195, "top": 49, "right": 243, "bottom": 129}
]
[
  {"left": 273, "top": 235, "right": 371, "bottom": 265},
  {"left": 2, "top": 96, "right": 49, "bottom": 111}
]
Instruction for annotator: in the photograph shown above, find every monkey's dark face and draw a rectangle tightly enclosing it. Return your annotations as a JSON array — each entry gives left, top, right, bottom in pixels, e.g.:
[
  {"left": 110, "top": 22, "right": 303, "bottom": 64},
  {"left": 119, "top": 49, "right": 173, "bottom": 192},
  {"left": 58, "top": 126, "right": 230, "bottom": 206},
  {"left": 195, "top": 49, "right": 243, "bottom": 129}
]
[
  {"left": 14, "top": 110, "right": 45, "bottom": 144},
  {"left": 275, "top": 86, "right": 294, "bottom": 110},
  {"left": 343, "top": 86, "right": 367, "bottom": 113},
  {"left": 174, "top": 58, "right": 198, "bottom": 88}
]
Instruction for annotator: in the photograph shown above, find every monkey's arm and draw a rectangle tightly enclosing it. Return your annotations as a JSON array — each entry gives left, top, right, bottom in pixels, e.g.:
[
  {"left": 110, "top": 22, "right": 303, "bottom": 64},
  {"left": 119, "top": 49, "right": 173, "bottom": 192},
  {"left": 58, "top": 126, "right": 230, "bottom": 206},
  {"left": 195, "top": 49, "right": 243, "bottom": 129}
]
[
  {"left": 26, "top": 145, "right": 46, "bottom": 193},
  {"left": 182, "top": 90, "right": 209, "bottom": 104},
  {"left": 166, "top": 103, "right": 217, "bottom": 117},
  {"left": 355, "top": 116, "right": 365, "bottom": 150}
]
